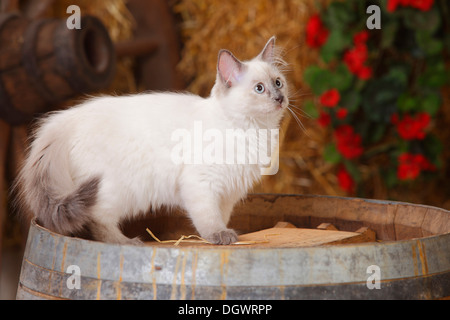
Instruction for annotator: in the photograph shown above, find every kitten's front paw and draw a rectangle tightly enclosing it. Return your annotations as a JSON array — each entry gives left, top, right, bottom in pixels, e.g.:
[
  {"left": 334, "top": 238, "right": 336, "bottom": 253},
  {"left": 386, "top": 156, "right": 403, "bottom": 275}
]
[{"left": 207, "top": 229, "right": 238, "bottom": 245}]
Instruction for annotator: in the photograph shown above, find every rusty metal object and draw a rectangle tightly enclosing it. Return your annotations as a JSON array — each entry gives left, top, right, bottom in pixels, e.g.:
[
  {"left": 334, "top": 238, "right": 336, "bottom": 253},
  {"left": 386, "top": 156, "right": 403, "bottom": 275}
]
[
  {"left": 0, "top": 13, "right": 115, "bottom": 125},
  {"left": 16, "top": 194, "right": 450, "bottom": 300}
]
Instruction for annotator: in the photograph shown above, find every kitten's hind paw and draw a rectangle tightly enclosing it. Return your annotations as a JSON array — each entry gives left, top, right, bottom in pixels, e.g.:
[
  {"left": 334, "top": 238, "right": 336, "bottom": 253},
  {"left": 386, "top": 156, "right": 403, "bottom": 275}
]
[
  {"left": 126, "top": 236, "right": 144, "bottom": 246},
  {"left": 207, "top": 229, "right": 238, "bottom": 245}
]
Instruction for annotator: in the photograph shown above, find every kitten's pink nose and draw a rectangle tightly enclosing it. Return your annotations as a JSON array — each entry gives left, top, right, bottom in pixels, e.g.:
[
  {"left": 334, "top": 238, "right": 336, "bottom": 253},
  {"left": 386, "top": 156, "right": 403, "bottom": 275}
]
[{"left": 275, "top": 96, "right": 284, "bottom": 104}]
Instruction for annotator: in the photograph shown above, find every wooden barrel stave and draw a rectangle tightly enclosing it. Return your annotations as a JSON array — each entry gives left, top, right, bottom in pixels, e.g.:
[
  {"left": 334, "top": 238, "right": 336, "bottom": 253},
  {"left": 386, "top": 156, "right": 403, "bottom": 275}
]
[
  {"left": 16, "top": 194, "right": 450, "bottom": 300},
  {"left": 16, "top": 229, "right": 450, "bottom": 300}
]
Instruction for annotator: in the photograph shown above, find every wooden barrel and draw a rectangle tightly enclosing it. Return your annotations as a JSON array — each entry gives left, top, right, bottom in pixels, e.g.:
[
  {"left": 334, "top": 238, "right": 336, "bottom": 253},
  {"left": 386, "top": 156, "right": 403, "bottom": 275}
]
[
  {"left": 16, "top": 194, "right": 450, "bottom": 300},
  {"left": 0, "top": 13, "right": 115, "bottom": 125}
]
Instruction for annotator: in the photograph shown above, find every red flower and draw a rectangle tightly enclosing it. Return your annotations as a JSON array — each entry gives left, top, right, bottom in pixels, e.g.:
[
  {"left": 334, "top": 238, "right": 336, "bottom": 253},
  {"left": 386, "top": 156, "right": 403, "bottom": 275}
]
[
  {"left": 391, "top": 112, "right": 430, "bottom": 140},
  {"left": 357, "top": 66, "right": 373, "bottom": 80},
  {"left": 336, "top": 108, "right": 348, "bottom": 119},
  {"left": 306, "top": 14, "right": 330, "bottom": 48},
  {"left": 410, "top": 0, "right": 434, "bottom": 11},
  {"left": 397, "top": 152, "right": 436, "bottom": 181},
  {"left": 334, "top": 125, "right": 363, "bottom": 159},
  {"left": 320, "top": 89, "right": 340, "bottom": 107},
  {"left": 353, "top": 31, "right": 369, "bottom": 45},
  {"left": 397, "top": 154, "right": 422, "bottom": 180},
  {"left": 344, "top": 44, "right": 367, "bottom": 73},
  {"left": 343, "top": 43, "right": 372, "bottom": 80},
  {"left": 318, "top": 111, "right": 331, "bottom": 127},
  {"left": 387, "top": 0, "right": 434, "bottom": 12},
  {"left": 387, "top": 0, "right": 407, "bottom": 12},
  {"left": 337, "top": 166, "right": 355, "bottom": 193}
]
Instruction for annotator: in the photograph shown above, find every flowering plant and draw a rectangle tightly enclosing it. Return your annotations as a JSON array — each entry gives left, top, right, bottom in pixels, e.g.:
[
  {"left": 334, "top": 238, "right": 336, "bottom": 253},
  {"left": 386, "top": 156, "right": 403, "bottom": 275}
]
[{"left": 303, "top": 0, "right": 448, "bottom": 194}]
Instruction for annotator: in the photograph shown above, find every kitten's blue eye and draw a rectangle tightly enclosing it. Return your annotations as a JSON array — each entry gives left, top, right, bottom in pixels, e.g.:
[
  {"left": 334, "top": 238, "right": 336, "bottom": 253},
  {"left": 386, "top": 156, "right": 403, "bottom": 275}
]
[
  {"left": 275, "top": 78, "right": 283, "bottom": 89},
  {"left": 254, "top": 83, "right": 265, "bottom": 94}
]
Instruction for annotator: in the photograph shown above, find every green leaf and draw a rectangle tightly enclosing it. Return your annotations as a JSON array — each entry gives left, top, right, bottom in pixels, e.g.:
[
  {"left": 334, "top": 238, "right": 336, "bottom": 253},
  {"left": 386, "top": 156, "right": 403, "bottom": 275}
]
[
  {"left": 384, "top": 168, "right": 398, "bottom": 188},
  {"left": 445, "top": 32, "right": 450, "bottom": 52},
  {"left": 416, "top": 31, "right": 444, "bottom": 56},
  {"left": 323, "top": 143, "right": 342, "bottom": 164},
  {"left": 423, "top": 134, "right": 443, "bottom": 159},
  {"left": 303, "top": 100, "right": 319, "bottom": 119},
  {"left": 343, "top": 160, "right": 362, "bottom": 183},
  {"left": 381, "top": 19, "right": 398, "bottom": 49},
  {"left": 320, "top": 30, "right": 351, "bottom": 63},
  {"left": 370, "top": 123, "right": 387, "bottom": 144},
  {"left": 419, "top": 60, "right": 448, "bottom": 88},
  {"left": 420, "top": 93, "right": 441, "bottom": 116},
  {"left": 341, "top": 90, "right": 361, "bottom": 113},
  {"left": 331, "top": 63, "right": 353, "bottom": 92},
  {"left": 361, "top": 69, "right": 408, "bottom": 122},
  {"left": 386, "top": 66, "right": 409, "bottom": 86},
  {"left": 303, "top": 66, "right": 329, "bottom": 95},
  {"left": 397, "top": 139, "right": 410, "bottom": 153},
  {"left": 323, "top": 1, "right": 355, "bottom": 30},
  {"left": 397, "top": 93, "right": 419, "bottom": 112},
  {"left": 304, "top": 64, "right": 354, "bottom": 95},
  {"left": 403, "top": 7, "right": 441, "bottom": 34}
]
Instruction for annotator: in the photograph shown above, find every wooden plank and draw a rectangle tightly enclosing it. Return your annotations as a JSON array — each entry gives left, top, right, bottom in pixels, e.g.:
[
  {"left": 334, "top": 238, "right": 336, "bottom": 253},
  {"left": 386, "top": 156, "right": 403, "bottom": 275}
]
[
  {"left": 237, "top": 227, "right": 374, "bottom": 248},
  {"left": 355, "top": 227, "right": 376, "bottom": 242},
  {"left": 317, "top": 222, "right": 338, "bottom": 231},
  {"left": 273, "top": 221, "right": 296, "bottom": 228},
  {"left": 145, "top": 226, "right": 376, "bottom": 248}
]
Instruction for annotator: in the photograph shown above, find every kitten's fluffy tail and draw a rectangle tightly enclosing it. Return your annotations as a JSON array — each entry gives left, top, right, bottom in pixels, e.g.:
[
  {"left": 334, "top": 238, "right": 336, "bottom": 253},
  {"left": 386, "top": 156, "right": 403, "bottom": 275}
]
[{"left": 13, "top": 115, "right": 100, "bottom": 235}]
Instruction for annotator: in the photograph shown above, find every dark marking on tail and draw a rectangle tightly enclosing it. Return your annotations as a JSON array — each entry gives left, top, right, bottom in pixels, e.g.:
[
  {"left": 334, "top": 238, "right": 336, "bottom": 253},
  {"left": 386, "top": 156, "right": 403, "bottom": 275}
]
[{"left": 40, "top": 177, "right": 101, "bottom": 235}]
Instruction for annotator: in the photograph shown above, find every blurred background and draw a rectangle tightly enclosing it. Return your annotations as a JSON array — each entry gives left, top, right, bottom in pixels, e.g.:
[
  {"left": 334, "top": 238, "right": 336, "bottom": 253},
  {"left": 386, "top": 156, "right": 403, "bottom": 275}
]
[{"left": 0, "top": 0, "right": 448, "bottom": 299}]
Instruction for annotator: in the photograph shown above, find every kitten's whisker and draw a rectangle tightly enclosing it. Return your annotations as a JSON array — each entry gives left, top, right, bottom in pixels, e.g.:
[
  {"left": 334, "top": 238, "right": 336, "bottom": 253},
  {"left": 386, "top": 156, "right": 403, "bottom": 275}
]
[
  {"left": 282, "top": 43, "right": 304, "bottom": 56},
  {"left": 287, "top": 94, "right": 313, "bottom": 106},
  {"left": 287, "top": 108, "right": 307, "bottom": 134},
  {"left": 288, "top": 104, "right": 312, "bottom": 119},
  {"left": 290, "top": 93, "right": 313, "bottom": 99},
  {"left": 288, "top": 97, "right": 311, "bottom": 104},
  {"left": 286, "top": 106, "right": 310, "bottom": 138},
  {"left": 288, "top": 88, "right": 313, "bottom": 101}
]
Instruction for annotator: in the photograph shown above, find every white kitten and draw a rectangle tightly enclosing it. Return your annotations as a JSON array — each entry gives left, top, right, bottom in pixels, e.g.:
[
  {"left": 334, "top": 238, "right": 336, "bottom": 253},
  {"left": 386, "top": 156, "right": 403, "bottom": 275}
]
[{"left": 15, "top": 37, "right": 289, "bottom": 245}]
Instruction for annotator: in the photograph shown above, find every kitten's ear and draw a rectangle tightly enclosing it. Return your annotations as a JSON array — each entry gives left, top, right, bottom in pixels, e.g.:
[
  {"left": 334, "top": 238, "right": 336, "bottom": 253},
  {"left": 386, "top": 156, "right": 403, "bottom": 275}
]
[
  {"left": 217, "top": 49, "right": 244, "bottom": 88},
  {"left": 258, "top": 36, "right": 276, "bottom": 63}
]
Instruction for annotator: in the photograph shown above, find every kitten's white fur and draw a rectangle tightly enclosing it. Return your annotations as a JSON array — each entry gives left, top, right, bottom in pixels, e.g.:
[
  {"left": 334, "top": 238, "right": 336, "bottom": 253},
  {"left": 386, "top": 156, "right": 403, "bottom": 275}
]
[{"left": 15, "top": 37, "right": 289, "bottom": 244}]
